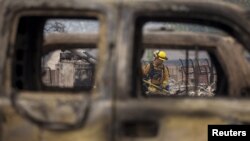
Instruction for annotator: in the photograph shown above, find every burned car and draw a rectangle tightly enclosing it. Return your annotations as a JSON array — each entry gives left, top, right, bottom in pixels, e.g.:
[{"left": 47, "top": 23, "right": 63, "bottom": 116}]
[{"left": 0, "top": 0, "right": 250, "bottom": 141}]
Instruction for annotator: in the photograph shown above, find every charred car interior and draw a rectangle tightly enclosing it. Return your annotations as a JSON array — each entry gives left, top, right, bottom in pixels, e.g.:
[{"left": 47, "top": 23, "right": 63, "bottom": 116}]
[{"left": 0, "top": 0, "right": 250, "bottom": 141}]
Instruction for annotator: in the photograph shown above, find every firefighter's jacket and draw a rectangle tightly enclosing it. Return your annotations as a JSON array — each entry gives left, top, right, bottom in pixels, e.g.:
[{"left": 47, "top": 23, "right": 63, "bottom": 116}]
[{"left": 142, "top": 62, "right": 169, "bottom": 87}]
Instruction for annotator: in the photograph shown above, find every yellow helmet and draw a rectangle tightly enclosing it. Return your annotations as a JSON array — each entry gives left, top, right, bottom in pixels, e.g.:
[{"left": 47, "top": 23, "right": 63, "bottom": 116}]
[{"left": 156, "top": 51, "right": 168, "bottom": 61}]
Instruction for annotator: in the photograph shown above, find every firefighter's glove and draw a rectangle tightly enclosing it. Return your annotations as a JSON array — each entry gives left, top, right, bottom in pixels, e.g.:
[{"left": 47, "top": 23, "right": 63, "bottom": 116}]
[
  {"left": 162, "top": 81, "right": 168, "bottom": 87},
  {"left": 162, "top": 81, "right": 170, "bottom": 91},
  {"left": 148, "top": 86, "right": 157, "bottom": 93}
]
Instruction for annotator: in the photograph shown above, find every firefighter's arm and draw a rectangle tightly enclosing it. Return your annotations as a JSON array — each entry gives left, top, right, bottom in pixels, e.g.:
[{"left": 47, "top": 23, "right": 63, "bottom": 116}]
[
  {"left": 142, "top": 64, "right": 150, "bottom": 76},
  {"left": 162, "top": 67, "right": 170, "bottom": 87}
]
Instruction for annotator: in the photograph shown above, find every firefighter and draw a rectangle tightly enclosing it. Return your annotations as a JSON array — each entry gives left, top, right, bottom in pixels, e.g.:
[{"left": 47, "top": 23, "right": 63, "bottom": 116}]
[{"left": 142, "top": 50, "right": 170, "bottom": 94}]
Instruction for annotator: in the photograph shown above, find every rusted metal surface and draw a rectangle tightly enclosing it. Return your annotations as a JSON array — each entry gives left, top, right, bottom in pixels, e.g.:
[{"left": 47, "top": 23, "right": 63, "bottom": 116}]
[
  {"left": 0, "top": 0, "right": 249, "bottom": 141},
  {"left": 44, "top": 32, "right": 230, "bottom": 49}
]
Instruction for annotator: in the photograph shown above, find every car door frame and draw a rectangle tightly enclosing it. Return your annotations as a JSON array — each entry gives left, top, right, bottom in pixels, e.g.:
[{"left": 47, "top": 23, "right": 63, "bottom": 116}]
[{"left": 0, "top": 1, "right": 119, "bottom": 141}]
